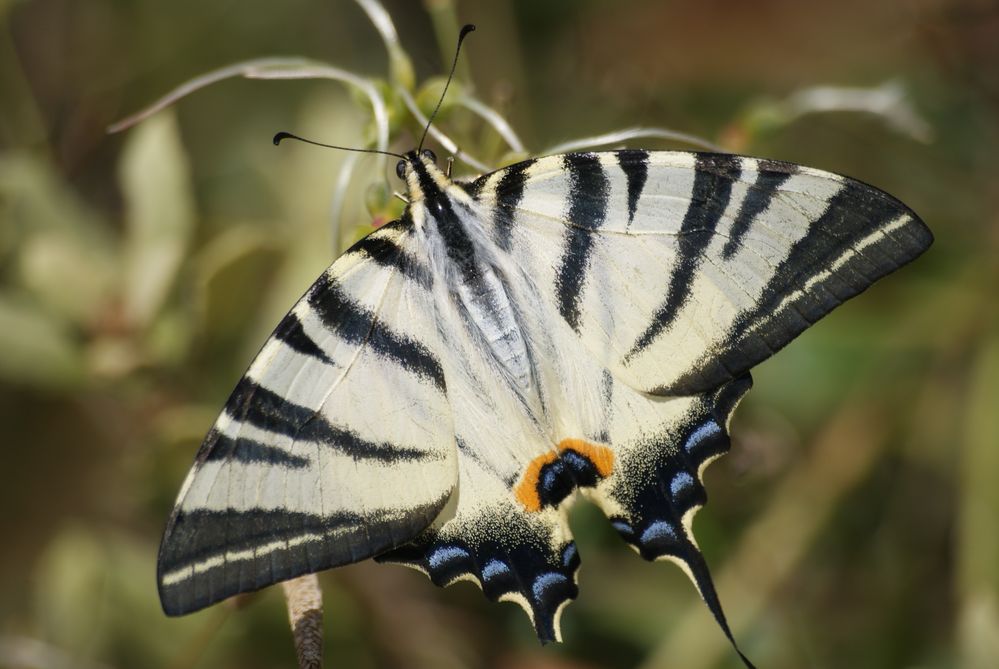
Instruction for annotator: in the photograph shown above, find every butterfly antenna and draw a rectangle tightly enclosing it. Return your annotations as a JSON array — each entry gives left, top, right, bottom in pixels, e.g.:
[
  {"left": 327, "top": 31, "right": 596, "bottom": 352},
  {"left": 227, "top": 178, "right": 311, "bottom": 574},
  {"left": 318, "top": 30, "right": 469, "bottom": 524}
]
[
  {"left": 272, "top": 132, "right": 405, "bottom": 160},
  {"left": 417, "top": 23, "right": 476, "bottom": 153}
]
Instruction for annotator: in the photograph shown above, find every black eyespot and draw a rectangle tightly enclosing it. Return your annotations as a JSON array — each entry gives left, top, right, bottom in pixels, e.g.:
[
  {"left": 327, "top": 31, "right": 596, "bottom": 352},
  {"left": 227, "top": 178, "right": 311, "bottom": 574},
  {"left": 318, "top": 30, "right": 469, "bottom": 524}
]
[
  {"left": 420, "top": 149, "right": 437, "bottom": 164},
  {"left": 395, "top": 159, "right": 408, "bottom": 180}
]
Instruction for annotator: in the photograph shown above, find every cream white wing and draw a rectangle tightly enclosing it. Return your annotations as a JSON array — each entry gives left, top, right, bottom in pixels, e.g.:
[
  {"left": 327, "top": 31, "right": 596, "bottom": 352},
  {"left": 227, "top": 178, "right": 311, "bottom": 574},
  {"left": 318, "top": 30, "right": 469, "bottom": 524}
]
[
  {"left": 470, "top": 150, "right": 932, "bottom": 396},
  {"left": 158, "top": 221, "right": 457, "bottom": 616}
]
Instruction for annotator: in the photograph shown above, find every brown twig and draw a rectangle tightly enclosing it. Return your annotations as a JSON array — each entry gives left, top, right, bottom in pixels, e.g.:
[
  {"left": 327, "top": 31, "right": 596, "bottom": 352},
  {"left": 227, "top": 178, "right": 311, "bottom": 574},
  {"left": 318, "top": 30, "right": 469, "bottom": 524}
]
[{"left": 282, "top": 574, "right": 324, "bottom": 669}]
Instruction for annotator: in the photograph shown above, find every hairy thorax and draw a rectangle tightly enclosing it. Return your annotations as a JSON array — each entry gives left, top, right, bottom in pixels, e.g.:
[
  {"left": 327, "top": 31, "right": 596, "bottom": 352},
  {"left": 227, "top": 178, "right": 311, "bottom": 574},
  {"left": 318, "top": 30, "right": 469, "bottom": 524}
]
[{"left": 416, "top": 187, "right": 535, "bottom": 394}]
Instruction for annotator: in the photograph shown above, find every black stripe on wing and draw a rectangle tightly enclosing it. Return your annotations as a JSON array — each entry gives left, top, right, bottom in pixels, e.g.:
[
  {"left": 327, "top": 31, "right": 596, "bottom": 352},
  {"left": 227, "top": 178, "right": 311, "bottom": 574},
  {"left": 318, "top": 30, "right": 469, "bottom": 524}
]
[
  {"left": 492, "top": 159, "right": 535, "bottom": 250},
  {"left": 664, "top": 174, "right": 933, "bottom": 396},
  {"left": 273, "top": 312, "right": 334, "bottom": 365},
  {"left": 343, "top": 220, "right": 433, "bottom": 290},
  {"left": 158, "top": 495, "right": 448, "bottom": 616},
  {"left": 616, "top": 149, "right": 649, "bottom": 228},
  {"left": 202, "top": 430, "right": 309, "bottom": 468},
  {"left": 722, "top": 159, "right": 795, "bottom": 259},
  {"left": 627, "top": 153, "right": 742, "bottom": 359},
  {"left": 223, "top": 377, "right": 438, "bottom": 463},
  {"left": 307, "top": 272, "right": 446, "bottom": 390},
  {"left": 556, "top": 153, "right": 611, "bottom": 332}
]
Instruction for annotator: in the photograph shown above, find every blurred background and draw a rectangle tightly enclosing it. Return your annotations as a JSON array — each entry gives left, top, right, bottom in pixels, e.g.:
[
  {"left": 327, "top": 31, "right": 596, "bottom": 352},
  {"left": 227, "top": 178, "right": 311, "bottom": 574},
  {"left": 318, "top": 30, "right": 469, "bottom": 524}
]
[{"left": 2, "top": 0, "right": 997, "bottom": 667}]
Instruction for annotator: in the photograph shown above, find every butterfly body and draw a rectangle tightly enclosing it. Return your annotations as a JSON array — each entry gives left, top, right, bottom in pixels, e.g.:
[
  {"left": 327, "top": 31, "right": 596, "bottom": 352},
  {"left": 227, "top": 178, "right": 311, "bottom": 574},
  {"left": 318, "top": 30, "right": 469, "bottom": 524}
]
[
  {"left": 406, "top": 152, "right": 538, "bottom": 396},
  {"left": 158, "top": 148, "right": 931, "bottom": 652}
]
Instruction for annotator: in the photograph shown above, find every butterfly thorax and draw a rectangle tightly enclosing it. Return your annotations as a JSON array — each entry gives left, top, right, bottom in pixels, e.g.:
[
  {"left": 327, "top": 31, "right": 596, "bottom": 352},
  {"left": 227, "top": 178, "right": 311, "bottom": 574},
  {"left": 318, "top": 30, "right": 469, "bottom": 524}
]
[{"left": 405, "top": 153, "right": 535, "bottom": 394}]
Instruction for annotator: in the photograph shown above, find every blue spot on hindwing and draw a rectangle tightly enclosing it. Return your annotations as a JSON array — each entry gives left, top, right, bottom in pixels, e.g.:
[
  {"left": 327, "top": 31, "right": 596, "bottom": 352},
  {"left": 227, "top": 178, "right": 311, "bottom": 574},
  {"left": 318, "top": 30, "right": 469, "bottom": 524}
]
[
  {"left": 561, "top": 450, "right": 597, "bottom": 484},
  {"left": 537, "top": 457, "right": 578, "bottom": 508},
  {"left": 428, "top": 545, "right": 470, "bottom": 570},
  {"left": 684, "top": 421, "right": 722, "bottom": 454},
  {"left": 532, "top": 572, "right": 570, "bottom": 602},
  {"left": 641, "top": 520, "right": 678, "bottom": 545},
  {"left": 670, "top": 471, "right": 696, "bottom": 498},
  {"left": 540, "top": 459, "right": 565, "bottom": 491},
  {"left": 482, "top": 559, "right": 510, "bottom": 582},
  {"left": 611, "top": 519, "right": 634, "bottom": 537},
  {"left": 561, "top": 543, "right": 578, "bottom": 568}
]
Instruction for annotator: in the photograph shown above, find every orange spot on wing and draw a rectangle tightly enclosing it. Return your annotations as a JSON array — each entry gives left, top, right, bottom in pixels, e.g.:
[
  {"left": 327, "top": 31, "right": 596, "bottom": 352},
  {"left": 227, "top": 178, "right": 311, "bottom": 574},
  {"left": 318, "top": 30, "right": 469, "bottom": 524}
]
[
  {"left": 513, "top": 439, "right": 615, "bottom": 512},
  {"left": 558, "top": 438, "right": 614, "bottom": 477},
  {"left": 514, "top": 452, "right": 559, "bottom": 512}
]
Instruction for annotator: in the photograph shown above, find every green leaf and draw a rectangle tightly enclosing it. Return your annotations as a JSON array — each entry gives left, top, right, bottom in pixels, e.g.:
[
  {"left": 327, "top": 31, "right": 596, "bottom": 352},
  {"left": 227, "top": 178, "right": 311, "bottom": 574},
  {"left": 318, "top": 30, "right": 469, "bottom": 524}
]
[
  {"left": 33, "top": 524, "right": 235, "bottom": 669},
  {"left": 193, "top": 225, "right": 283, "bottom": 356},
  {"left": 0, "top": 151, "right": 111, "bottom": 246},
  {"left": 0, "top": 153, "right": 116, "bottom": 326},
  {"left": 18, "top": 231, "right": 116, "bottom": 328},
  {"left": 957, "top": 332, "right": 999, "bottom": 668},
  {"left": 118, "top": 110, "right": 195, "bottom": 330},
  {"left": 32, "top": 525, "right": 108, "bottom": 657},
  {"left": 388, "top": 44, "right": 416, "bottom": 92},
  {"left": 415, "top": 76, "right": 466, "bottom": 118},
  {"left": 0, "top": 294, "right": 84, "bottom": 389}
]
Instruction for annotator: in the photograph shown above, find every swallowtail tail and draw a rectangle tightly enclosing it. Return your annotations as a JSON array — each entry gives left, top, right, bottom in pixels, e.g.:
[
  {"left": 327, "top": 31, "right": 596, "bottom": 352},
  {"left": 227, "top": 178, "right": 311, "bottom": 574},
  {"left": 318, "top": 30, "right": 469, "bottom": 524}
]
[{"left": 156, "top": 30, "right": 932, "bottom": 666}]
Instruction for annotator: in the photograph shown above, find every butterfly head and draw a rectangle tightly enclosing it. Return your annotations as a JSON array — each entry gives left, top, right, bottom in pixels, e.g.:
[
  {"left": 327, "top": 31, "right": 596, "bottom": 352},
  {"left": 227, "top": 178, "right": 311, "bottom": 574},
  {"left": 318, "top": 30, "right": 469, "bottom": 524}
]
[
  {"left": 397, "top": 148, "right": 453, "bottom": 206},
  {"left": 396, "top": 149, "right": 437, "bottom": 180}
]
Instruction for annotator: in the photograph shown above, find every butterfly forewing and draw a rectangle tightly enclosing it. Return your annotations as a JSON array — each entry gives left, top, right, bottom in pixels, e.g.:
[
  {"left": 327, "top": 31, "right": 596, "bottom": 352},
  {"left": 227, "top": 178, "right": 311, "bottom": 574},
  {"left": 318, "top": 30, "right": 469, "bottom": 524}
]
[
  {"left": 158, "top": 221, "right": 457, "bottom": 616},
  {"left": 475, "top": 151, "right": 932, "bottom": 396}
]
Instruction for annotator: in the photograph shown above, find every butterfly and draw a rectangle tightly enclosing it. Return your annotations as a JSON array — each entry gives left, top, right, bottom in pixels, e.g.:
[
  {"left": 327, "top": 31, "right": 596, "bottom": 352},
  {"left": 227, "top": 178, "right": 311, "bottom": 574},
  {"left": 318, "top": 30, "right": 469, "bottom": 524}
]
[{"left": 155, "top": 26, "right": 931, "bottom": 667}]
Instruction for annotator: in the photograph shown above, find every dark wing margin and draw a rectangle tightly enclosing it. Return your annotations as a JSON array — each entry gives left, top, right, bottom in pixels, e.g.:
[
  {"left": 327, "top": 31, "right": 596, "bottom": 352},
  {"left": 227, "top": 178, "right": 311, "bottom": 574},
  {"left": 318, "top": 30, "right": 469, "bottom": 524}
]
[
  {"left": 601, "top": 374, "right": 757, "bottom": 668},
  {"left": 158, "top": 221, "right": 457, "bottom": 616},
  {"left": 158, "top": 492, "right": 450, "bottom": 616},
  {"left": 664, "top": 167, "right": 933, "bottom": 396}
]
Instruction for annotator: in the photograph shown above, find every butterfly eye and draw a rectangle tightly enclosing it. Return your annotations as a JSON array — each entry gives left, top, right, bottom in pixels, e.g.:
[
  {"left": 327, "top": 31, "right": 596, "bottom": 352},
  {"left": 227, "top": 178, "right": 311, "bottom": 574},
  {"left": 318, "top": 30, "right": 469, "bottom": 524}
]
[
  {"left": 395, "top": 159, "right": 408, "bottom": 180},
  {"left": 420, "top": 149, "right": 437, "bottom": 164}
]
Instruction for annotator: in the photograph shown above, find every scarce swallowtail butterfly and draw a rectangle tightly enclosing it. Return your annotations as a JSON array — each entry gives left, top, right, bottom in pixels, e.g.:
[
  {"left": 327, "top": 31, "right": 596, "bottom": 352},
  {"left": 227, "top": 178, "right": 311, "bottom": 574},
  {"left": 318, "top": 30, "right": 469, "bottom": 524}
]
[{"left": 156, "top": 24, "right": 931, "bottom": 666}]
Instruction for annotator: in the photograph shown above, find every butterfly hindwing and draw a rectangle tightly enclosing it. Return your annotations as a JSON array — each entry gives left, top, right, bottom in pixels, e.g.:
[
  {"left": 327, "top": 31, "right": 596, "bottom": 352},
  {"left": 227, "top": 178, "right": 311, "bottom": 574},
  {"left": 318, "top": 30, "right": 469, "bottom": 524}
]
[
  {"left": 589, "top": 372, "right": 754, "bottom": 659},
  {"left": 378, "top": 362, "right": 754, "bottom": 644},
  {"left": 158, "top": 221, "right": 457, "bottom": 616},
  {"left": 474, "top": 151, "right": 933, "bottom": 396}
]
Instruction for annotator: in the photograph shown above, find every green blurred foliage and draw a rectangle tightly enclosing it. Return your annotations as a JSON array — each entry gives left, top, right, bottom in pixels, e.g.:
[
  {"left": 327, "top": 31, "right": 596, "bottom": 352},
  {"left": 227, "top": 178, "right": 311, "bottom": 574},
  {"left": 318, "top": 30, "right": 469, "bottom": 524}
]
[{"left": 1, "top": 1, "right": 997, "bottom": 668}]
